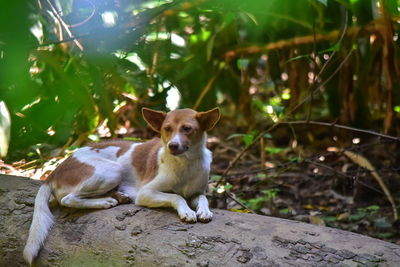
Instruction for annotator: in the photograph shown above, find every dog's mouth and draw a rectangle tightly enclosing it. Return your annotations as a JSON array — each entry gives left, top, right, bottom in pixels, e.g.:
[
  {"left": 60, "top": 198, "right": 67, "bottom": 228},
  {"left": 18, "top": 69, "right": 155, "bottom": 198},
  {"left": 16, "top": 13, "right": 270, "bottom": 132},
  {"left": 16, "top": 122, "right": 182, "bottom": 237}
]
[
  {"left": 168, "top": 142, "right": 189, "bottom": 156},
  {"left": 169, "top": 147, "right": 189, "bottom": 156}
]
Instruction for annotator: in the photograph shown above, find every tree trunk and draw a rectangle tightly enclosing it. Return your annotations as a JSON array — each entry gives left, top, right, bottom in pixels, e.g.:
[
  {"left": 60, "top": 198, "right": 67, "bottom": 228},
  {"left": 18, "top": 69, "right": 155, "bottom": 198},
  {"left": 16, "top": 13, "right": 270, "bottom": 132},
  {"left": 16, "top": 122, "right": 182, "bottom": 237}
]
[{"left": 1, "top": 175, "right": 400, "bottom": 267}]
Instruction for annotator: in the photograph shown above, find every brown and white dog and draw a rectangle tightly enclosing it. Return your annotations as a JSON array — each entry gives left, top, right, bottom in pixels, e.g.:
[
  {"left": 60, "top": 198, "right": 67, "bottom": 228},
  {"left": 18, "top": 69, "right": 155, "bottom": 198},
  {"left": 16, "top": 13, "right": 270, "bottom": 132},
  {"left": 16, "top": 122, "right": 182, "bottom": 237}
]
[{"left": 23, "top": 107, "right": 220, "bottom": 265}]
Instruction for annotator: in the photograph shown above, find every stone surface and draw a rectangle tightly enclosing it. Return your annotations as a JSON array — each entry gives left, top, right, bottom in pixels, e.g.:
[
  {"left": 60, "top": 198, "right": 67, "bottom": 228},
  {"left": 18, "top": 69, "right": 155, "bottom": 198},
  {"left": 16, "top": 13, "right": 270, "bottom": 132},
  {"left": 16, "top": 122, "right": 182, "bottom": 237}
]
[{"left": 1, "top": 175, "right": 400, "bottom": 266}]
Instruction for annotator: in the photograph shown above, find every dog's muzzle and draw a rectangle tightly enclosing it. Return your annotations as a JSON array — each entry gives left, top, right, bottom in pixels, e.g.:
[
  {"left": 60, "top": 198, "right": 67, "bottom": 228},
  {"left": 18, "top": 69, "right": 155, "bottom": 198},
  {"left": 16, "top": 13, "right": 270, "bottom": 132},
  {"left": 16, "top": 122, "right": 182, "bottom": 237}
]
[{"left": 168, "top": 141, "right": 189, "bottom": 156}]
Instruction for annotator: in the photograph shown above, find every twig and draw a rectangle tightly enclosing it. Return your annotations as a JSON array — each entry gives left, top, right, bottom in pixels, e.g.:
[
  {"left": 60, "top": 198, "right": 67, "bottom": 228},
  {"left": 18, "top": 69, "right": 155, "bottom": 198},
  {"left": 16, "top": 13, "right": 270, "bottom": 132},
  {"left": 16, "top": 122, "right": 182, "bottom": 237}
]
[
  {"left": 149, "top": 18, "right": 161, "bottom": 77},
  {"left": 68, "top": 0, "right": 96, "bottom": 28},
  {"left": 303, "top": 159, "right": 384, "bottom": 195},
  {"left": 225, "top": 192, "right": 256, "bottom": 214},
  {"left": 260, "top": 137, "right": 265, "bottom": 168},
  {"left": 13, "top": 160, "right": 40, "bottom": 169},
  {"left": 281, "top": 120, "right": 400, "bottom": 142},
  {"left": 46, "top": 0, "right": 84, "bottom": 51},
  {"left": 222, "top": 160, "right": 298, "bottom": 179},
  {"left": 223, "top": 139, "right": 396, "bottom": 179}
]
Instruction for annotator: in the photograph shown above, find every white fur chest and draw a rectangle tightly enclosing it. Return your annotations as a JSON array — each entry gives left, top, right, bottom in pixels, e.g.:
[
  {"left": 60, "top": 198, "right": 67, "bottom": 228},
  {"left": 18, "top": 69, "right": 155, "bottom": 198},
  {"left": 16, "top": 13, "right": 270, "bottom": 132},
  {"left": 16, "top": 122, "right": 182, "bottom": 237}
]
[{"left": 158, "top": 146, "right": 212, "bottom": 198}]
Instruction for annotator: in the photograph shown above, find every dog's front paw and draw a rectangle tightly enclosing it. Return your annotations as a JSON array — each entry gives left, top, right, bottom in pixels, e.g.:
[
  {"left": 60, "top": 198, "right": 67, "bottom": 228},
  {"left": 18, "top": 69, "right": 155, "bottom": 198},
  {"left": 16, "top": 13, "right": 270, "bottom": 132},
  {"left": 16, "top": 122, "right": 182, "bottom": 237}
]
[
  {"left": 197, "top": 208, "right": 213, "bottom": 223},
  {"left": 101, "top": 197, "right": 119, "bottom": 208},
  {"left": 178, "top": 206, "right": 197, "bottom": 223}
]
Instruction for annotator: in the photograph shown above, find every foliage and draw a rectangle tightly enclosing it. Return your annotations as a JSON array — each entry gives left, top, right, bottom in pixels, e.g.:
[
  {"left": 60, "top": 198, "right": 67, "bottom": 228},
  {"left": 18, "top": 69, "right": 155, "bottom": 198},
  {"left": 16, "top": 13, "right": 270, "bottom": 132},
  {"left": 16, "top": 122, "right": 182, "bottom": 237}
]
[
  {"left": 237, "top": 189, "right": 279, "bottom": 211},
  {"left": 0, "top": 0, "right": 399, "bottom": 160},
  {"left": 321, "top": 205, "right": 396, "bottom": 239},
  {"left": 227, "top": 131, "right": 261, "bottom": 147}
]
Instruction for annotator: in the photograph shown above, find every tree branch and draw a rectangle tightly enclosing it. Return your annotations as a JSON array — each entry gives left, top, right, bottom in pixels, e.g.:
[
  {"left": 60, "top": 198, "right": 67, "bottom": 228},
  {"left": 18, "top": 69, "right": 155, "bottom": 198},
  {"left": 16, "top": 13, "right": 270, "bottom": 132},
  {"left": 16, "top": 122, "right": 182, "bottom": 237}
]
[
  {"left": 46, "top": 0, "right": 84, "bottom": 51},
  {"left": 281, "top": 120, "right": 400, "bottom": 142}
]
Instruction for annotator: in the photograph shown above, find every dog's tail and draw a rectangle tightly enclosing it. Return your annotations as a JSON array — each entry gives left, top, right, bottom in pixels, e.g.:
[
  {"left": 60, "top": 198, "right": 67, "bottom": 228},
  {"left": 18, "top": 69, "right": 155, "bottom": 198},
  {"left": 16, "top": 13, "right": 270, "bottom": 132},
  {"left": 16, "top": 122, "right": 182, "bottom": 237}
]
[{"left": 23, "top": 183, "right": 54, "bottom": 265}]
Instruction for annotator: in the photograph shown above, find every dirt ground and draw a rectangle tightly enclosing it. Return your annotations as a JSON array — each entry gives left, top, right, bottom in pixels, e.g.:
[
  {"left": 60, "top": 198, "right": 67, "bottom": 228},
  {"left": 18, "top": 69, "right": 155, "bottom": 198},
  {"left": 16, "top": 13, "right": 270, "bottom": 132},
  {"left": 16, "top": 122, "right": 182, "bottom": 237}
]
[{"left": 209, "top": 122, "right": 400, "bottom": 245}]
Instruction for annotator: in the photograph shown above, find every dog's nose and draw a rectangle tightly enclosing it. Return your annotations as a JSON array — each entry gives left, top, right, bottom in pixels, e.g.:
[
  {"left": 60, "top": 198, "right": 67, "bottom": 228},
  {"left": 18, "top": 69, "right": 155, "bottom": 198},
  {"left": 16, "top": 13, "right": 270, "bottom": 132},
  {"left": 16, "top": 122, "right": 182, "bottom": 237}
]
[{"left": 168, "top": 142, "right": 179, "bottom": 153}]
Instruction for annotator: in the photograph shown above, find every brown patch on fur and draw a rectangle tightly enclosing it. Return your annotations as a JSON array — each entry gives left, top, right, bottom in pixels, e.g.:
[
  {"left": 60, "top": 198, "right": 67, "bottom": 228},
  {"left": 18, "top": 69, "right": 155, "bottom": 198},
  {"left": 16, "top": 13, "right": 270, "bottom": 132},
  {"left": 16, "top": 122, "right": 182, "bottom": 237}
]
[
  {"left": 132, "top": 138, "right": 163, "bottom": 186},
  {"left": 88, "top": 140, "right": 132, "bottom": 157},
  {"left": 142, "top": 108, "right": 167, "bottom": 132},
  {"left": 45, "top": 156, "right": 94, "bottom": 188},
  {"left": 196, "top": 108, "right": 220, "bottom": 131}
]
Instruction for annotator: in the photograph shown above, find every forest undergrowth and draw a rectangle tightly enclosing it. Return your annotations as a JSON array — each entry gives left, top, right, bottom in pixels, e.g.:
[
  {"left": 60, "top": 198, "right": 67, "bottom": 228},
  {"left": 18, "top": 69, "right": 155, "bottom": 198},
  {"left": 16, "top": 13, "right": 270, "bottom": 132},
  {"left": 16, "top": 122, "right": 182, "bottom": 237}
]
[{"left": 209, "top": 120, "right": 400, "bottom": 245}]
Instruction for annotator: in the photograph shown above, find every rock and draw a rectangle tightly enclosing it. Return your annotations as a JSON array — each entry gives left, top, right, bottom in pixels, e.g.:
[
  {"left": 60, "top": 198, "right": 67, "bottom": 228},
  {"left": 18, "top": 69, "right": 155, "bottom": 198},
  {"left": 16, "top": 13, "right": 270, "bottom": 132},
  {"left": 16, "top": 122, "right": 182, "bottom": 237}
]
[{"left": 1, "top": 175, "right": 400, "bottom": 266}]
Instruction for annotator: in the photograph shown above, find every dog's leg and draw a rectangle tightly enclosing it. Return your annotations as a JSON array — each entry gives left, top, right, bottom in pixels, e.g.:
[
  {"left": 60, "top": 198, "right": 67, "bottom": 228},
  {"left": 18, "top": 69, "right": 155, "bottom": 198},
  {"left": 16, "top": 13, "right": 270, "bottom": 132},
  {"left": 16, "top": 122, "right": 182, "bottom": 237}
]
[
  {"left": 112, "top": 184, "right": 137, "bottom": 204},
  {"left": 136, "top": 187, "right": 197, "bottom": 223},
  {"left": 191, "top": 194, "right": 213, "bottom": 223},
  {"left": 116, "top": 181, "right": 137, "bottom": 203},
  {"left": 61, "top": 194, "right": 118, "bottom": 209},
  {"left": 59, "top": 159, "right": 123, "bottom": 209}
]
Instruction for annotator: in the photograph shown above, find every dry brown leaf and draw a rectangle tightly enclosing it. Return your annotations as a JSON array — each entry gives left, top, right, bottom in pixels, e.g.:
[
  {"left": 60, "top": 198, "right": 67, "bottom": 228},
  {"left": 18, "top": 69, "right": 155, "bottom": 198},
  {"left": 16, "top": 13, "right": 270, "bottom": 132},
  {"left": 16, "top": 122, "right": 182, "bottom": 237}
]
[
  {"left": 309, "top": 214, "right": 326, "bottom": 226},
  {"left": 337, "top": 212, "right": 350, "bottom": 221},
  {"left": 343, "top": 151, "right": 375, "bottom": 171},
  {"left": 344, "top": 151, "right": 398, "bottom": 220}
]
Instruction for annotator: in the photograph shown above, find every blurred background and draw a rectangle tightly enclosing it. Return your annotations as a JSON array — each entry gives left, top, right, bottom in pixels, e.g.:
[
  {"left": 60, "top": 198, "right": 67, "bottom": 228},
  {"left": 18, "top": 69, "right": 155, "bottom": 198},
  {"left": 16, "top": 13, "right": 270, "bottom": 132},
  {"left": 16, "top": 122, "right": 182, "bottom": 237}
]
[{"left": 1, "top": 0, "right": 400, "bottom": 243}]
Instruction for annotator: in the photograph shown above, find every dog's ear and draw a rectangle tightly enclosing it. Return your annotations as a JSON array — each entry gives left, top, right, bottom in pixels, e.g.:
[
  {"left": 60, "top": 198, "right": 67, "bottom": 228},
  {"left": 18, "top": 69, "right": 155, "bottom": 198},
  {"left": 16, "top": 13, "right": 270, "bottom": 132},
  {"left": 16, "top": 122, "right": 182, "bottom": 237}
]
[
  {"left": 142, "top": 108, "right": 167, "bottom": 133},
  {"left": 196, "top": 107, "right": 220, "bottom": 131}
]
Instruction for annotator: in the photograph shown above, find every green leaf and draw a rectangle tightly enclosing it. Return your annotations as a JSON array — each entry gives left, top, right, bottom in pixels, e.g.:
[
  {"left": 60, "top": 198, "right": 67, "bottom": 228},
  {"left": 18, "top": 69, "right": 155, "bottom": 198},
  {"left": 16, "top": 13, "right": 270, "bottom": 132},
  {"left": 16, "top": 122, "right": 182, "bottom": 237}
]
[
  {"left": 88, "top": 134, "right": 100, "bottom": 142},
  {"left": 279, "top": 208, "right": 290, "bottom": 215},
  {"left": 261, "top": 189, "right": 279, "bottom": 200},
  {"left": 224, "top": 12, "right": 235, "bottom": 24},
  {"left": 373, "top": 217, "right": 392, "bottom": 229},
  {"left": 247, "top": 197, "right": 265, "bottom": 210},
  {"left": 323, "top": 216, "right": 337, "bottom": 223},
  {"left": 206, "top": 34, "right": 216, "bottom": 61},
  {"left": 263, "top": 133, "right": 272, "bottom": 139},
  {"left": 373, "top": 232, "right": 394, "bottom": 239},
  {"left": 227, "top": 131, "right": 257, "bottom": 147},
  {"left": 237, "top": 58, "right": 250, "bottom": 70},
  {"left": 87, "top": 113, "right": 100, "bottom": 132},
  {"left": 243, "top": 134, "right": 254, "bottom": 147},
  {"left": 224, "top": 184, "right": 233, "bottom": 191},
  {"left": 265, "top": 147, "right": 286, "bottom": 154},
  {"left": 320, "top": 42, "right": 341, "bottom": 53},
  {"left": 289, "top": 156, "right": 303, "bottom": 163},
  {"left": 256, "top": 173, "right": 267, "bottom": 179},
  {"left": 348, "top": 211, "right": 366, "bottom": 221},
  {"left": 366, "top": 205, "right": 380, "bottom": 212},
  {"left": 210, "top": 175, "right": 222, "bottom": 182},
  {"left": 243, "top": 11, "right": 258, "bottom": 26}
]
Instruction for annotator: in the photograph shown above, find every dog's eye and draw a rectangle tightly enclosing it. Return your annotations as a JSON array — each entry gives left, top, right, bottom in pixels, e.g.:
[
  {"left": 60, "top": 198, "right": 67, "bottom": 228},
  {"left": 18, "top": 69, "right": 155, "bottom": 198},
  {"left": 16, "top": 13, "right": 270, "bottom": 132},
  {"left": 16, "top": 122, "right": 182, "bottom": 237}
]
[
  {"left": 164, "top": 126, "right": 172, "bottom": 132},
  {"left": 182, "top": 125, "right": 192, "bottom": 132}
]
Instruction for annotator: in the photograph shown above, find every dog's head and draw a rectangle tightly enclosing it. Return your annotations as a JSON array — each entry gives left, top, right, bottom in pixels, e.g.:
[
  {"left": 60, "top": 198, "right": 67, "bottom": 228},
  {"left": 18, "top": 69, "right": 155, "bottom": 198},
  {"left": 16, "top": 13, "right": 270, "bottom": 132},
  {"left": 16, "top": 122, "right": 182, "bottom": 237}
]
[{"left": 142, "top": 107, "right": 220, "bottom": 156}]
